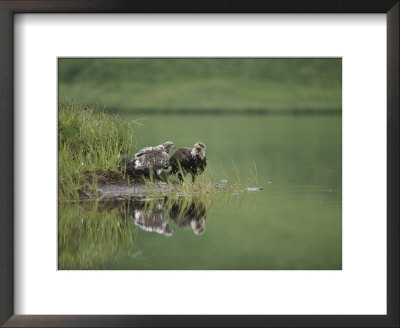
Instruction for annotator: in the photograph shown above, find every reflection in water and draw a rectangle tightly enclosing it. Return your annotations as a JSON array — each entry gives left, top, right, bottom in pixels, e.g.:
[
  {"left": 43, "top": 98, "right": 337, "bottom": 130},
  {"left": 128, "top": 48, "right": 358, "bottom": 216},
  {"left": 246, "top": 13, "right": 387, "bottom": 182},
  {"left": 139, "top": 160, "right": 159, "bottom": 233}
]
[
  {"left": 169, "top": 200, "right": 206, "bottom": 235},
  {"left": 130, "top": 201, "right": 173, "bottom": 236},
  {"left": 59, "top": 114, "right": 342, "bottom": 270},
  {"left": 59, "top": 197, "right": 210, "bottom": 269},
  {"left": 58, "top": 200, "right": 134, "bottom": 270},
  {"left": 128, "top": 198, "right": 207, "bottom": 237}
]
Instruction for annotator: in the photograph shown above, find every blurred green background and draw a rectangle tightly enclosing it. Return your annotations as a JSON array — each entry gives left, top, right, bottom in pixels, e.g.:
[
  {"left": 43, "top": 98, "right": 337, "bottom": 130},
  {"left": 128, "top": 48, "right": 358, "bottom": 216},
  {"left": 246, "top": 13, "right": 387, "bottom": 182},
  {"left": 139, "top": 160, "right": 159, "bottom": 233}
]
[
  {"left": 58, "top": 58, "right": 341, "bottom": 113},
  {"left": 58, "top": 58, "right": 342, "bottom": 270}
]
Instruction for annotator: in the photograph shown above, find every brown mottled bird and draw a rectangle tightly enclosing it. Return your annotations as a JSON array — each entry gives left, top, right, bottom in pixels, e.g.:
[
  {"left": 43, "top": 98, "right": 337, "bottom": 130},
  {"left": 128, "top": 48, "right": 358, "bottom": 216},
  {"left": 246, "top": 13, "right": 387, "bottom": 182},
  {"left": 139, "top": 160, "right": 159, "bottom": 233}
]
[
  {"left": 126, "top": 141, "right": 175, "bottom": 179},
  {"left": 168, "top": 142, "right": 207, "bottom": 182}
]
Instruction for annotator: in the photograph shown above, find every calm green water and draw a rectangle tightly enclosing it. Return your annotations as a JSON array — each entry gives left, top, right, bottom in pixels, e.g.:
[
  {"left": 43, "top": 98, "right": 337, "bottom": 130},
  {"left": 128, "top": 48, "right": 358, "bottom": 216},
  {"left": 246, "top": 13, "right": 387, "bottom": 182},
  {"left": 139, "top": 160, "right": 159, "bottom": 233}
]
[{"left": 58, "top": 115, "right": 341, "bottom": 270}]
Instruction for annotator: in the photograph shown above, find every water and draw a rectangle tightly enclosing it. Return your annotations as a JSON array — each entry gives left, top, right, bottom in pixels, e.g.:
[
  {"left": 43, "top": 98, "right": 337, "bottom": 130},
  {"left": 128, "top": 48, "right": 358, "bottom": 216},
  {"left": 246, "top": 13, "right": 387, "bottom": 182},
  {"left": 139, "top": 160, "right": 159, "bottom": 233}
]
[{"left": 58, "top": 114, "right": 341, "bottom": 270}]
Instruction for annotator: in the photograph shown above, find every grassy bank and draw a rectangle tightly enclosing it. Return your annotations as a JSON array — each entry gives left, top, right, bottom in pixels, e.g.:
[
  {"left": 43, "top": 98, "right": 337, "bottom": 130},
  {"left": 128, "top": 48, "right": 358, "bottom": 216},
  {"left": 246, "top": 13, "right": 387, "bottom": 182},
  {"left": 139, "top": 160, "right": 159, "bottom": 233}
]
[
  {"left": 58, "top": 58, "right": 342, "bottom": 113},
  {"left": 58, "top": 103, "right": 136, "bottom": 200},
  {"left": 58, "top": 104, "right": 260, "bottom": 201}
]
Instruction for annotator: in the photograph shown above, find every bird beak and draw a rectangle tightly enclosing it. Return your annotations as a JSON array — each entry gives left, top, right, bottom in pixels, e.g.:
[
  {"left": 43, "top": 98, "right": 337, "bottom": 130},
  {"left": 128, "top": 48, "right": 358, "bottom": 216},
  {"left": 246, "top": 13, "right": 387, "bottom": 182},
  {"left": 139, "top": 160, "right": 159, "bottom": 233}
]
[{"left": 194, "top": 144, "right": 201, "bottom": 149}]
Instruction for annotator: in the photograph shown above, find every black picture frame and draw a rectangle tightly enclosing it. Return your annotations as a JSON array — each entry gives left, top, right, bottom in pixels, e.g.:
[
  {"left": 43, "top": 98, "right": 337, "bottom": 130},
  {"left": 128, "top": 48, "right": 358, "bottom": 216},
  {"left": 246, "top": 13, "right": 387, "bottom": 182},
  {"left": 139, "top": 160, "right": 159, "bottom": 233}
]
[{"left": 0, "top": 1, "right": 398, "bottom": 327}]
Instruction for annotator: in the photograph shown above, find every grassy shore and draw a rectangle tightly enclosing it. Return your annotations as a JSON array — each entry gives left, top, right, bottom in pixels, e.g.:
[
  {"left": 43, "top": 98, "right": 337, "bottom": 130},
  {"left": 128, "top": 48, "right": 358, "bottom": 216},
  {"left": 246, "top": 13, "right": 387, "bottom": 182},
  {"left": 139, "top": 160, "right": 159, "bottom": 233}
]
[
  {"left": 58, "top": 103, "right": 136, "bottom": 200},
  {"left": 58, "top": 104, "right": 260, "bottom": 201}
]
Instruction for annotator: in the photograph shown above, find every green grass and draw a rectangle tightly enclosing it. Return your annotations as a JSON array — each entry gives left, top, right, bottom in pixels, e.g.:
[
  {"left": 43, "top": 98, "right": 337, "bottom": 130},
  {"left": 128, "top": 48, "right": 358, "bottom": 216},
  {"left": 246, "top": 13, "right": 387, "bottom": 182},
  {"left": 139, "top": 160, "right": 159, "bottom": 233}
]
[
  {"left": 137, "top": 159, "right": 261, "bottom": 204},
  {"left": 58, "top": 103, "right": 137, "bottom": 201},
  {"left": 59, "top": 103, "right": 261, "bottom": 201},
  {"left": 58, "top": 58, "right": 342, "bottom": 113}
]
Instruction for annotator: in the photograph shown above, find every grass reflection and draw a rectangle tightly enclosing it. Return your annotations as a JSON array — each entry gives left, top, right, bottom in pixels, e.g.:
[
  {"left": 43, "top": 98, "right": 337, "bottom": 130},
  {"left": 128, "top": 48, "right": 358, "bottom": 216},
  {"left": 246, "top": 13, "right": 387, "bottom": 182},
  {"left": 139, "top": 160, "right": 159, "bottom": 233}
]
[
  {"left": 59, "top": 194, "right": 227, "bottom": 269},
  {"left": 58, "top": 200, "right": 136, "bottom": 270}
]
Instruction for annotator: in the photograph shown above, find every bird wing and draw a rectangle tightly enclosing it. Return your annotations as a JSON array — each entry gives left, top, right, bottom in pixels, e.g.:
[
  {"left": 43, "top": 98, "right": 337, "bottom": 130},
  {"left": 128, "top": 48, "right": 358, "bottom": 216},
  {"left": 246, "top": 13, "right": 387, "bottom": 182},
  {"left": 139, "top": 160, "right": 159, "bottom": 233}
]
[
  {"left": 170, "top": 148, "right": 192, "bottom": 165},
  {"left": 148, "top": 150, "right": 169, "bottom": 170},
  {"left": 130, "top": 144, "right": 167, "bottom": 170},
  {"left": 134, "top": 148, "right": 169, "bottom": 171},
  {"left": 135, "top": 144, "right": 164, "bottom": 157},
  {"left": 133, "top": 153, "right": 147, "bottom": 170}
]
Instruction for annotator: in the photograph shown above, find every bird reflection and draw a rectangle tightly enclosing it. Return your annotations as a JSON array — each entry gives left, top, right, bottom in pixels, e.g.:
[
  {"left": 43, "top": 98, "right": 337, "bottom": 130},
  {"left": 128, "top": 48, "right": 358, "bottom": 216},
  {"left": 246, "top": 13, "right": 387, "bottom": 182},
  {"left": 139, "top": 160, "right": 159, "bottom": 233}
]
[
  {"left": 129, "top": 201, "right": 174, "bottom": 236},
  {"left": 127, "top": 198, "right": 207, "bottom": 237},
  {"left": 169, "top": 199, "right": 207, "bottom": 235}
]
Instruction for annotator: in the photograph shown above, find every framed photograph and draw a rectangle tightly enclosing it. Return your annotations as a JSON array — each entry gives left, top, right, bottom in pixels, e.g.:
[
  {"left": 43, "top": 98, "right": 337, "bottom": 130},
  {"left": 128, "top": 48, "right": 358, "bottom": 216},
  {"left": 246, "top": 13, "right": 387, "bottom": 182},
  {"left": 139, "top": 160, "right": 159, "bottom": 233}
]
[{"left": 1, "top": 1, "right": 398, "bottom": 327}]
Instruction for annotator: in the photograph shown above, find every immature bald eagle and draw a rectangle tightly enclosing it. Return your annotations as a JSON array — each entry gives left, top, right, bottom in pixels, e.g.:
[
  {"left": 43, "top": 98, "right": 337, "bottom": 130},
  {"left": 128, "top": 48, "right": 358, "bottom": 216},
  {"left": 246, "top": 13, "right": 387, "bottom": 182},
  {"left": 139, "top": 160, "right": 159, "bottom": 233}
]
[
  {"left": 169, "top": 142, "right": 207, "bottom": 182},
  {"left": 126, "top": 141, "right": 175, "bottom": 179}
]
